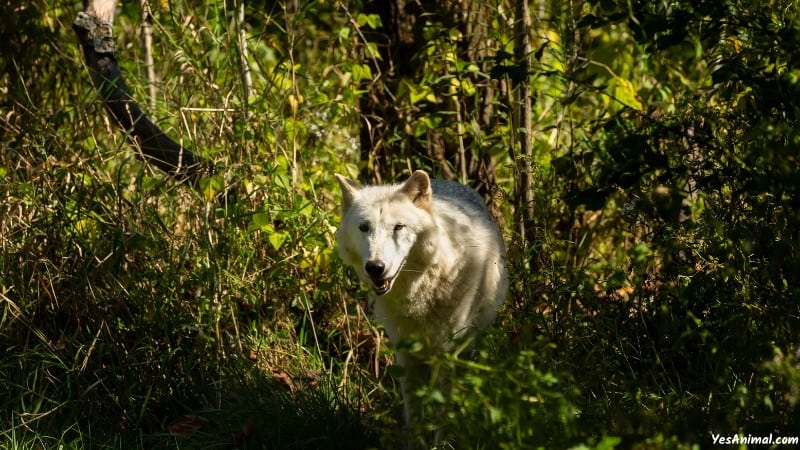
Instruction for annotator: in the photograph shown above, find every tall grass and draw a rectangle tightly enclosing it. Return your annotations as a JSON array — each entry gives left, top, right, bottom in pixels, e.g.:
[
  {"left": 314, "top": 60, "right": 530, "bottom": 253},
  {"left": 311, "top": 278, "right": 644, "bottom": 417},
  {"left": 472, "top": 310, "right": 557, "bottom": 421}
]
[{"left": 1, "top": 1, "right": 380, "bottom": 448}]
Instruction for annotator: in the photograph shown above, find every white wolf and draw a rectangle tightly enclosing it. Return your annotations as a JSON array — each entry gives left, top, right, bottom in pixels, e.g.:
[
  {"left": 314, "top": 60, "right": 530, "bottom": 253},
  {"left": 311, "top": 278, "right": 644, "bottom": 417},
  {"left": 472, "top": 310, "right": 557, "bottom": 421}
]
[{"left": 334, "top": 170, "right": 508, "bottom": 445}]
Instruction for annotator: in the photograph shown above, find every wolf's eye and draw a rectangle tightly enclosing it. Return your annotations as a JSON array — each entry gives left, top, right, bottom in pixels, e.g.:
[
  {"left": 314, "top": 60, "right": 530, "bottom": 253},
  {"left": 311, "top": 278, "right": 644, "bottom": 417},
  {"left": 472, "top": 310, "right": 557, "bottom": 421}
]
[
  {"left": 394, "top": 224, "right": 405, "bottom": 232},
  {"left": 358, "top": 223, "right": 370, "bottom": 232}
]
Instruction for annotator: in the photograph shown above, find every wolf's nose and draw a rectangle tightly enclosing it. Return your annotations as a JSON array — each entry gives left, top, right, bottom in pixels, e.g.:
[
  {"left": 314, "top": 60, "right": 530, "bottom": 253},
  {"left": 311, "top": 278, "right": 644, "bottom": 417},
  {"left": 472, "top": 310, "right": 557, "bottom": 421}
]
[{"left": 365, "top": 260, "right": 385, "bottom": 278}]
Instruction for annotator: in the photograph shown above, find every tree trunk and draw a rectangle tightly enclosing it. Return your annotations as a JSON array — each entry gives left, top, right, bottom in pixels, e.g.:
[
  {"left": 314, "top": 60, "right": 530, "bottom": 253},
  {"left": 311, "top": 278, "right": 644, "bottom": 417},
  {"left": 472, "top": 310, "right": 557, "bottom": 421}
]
[
  {"left": 513, "top": 0, "right": 535, "bottom": 254},
  {"left": 358, "top": 0, "right": 501, "bottom": 206}
]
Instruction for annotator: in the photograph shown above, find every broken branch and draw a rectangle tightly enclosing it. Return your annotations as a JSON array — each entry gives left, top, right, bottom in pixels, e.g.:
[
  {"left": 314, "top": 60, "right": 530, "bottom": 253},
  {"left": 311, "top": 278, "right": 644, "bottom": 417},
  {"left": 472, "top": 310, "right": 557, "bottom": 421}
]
[{"left": 73, "top": 7, "right": 206, "bottom": 186}]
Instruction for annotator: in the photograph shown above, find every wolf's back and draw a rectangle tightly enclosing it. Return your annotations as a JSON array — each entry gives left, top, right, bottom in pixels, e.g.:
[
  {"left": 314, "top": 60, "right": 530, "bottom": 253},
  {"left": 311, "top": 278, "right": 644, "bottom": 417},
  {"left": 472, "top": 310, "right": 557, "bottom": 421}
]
[{"left": 430, "top": 180, "right": 498, "bottom": 227}]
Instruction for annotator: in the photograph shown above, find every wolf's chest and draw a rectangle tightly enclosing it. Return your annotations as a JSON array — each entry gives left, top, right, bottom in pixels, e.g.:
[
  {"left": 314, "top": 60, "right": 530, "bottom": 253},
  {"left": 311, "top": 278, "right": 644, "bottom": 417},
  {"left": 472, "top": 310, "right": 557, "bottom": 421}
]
[{"left": 371, "top": 265, "right": 477, "bottom": 342}]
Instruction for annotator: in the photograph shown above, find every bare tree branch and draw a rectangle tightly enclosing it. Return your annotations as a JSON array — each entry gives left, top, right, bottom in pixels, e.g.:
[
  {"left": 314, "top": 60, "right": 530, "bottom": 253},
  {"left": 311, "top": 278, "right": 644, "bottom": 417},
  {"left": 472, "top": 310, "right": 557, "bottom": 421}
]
[
  {"left": 140, "top": 0, "right": 157, "bottom": 111},
  {"left": 236, "top": 0, "right": 253, "bottom": 113},
  {"left": 73, "top": 3, "right": 206, "bottom": 186}
]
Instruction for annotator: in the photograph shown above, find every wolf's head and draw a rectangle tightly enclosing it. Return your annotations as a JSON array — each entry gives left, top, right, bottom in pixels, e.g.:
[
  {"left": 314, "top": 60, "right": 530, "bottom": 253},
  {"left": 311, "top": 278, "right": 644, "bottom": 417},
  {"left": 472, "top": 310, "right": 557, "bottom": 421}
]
[{"left": 334, "top": 171, "right": 435, "bottom": 296}]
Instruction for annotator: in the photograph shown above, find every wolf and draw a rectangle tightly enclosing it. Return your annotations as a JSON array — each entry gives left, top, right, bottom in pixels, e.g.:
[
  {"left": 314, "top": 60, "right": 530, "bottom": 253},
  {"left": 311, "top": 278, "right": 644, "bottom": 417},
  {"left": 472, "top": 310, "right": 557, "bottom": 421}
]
[{"left": 334, "top": 170, "right": 508, "bottom": 446}]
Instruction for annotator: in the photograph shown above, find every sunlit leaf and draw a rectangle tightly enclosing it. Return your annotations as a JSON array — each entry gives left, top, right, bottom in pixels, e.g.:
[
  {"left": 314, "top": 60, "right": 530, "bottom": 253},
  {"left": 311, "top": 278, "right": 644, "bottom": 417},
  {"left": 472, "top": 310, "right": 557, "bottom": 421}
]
[{"left": 611, "top": 76, "right": 643, "bottom": 111}]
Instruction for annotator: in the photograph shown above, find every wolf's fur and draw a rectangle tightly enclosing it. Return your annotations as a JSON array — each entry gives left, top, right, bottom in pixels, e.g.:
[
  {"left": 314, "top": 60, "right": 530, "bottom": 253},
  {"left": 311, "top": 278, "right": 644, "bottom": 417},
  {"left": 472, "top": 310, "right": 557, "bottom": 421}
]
[{"left": 334, "top": 170, "right": 508, "bottom": 444}]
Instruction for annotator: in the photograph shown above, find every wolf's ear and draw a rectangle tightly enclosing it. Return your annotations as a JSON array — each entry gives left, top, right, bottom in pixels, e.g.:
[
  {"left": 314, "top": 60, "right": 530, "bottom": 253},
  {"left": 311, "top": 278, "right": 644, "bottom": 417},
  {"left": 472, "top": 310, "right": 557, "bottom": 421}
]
[
  {"left": 335, "top": 174, "right": 361, "bottom": 214},
  {"left": 400, "top": 170, "right": 432, "bottom": 211}
]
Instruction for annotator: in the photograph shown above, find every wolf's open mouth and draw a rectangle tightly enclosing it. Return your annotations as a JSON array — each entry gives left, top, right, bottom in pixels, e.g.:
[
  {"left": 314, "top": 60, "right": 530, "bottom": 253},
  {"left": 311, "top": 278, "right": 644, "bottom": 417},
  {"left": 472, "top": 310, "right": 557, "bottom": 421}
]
[
  {"left": 366, "top": 259, "right": 404, "bottom": 296},
  {"left": 371, "top": 277, "right": 393, "bottom": 295}
]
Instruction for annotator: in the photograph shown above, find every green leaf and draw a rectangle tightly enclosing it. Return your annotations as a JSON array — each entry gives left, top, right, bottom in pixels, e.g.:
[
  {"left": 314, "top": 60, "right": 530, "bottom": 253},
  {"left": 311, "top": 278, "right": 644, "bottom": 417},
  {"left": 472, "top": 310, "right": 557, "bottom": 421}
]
[
  {"left": 351, "top": 63, "right": 373, "bottom": 83},
  {"left": 409, "top": 86, "right": 431, "bottom": 104},
  {"left": 632, "top": 243, "right": 652, "bottom": 265},
  {"left": 611, "top": 76, "right": 644, "bottom": 111},
  {"left": 460, "top": 78, "right": 476, "bottom": 96},
  {"left": 356, "top": 13, "right": 382, "bottom": 29},
  {"left": 427, "top": 389, "right": 446, "bottom": 404},
  {"left": 248, "top": 211, "right": 271, "bottom": 233},
  {"left": 488, "top": 405, "right": 503, "bottom": 423},
  {"left": 199, "top": 175, "right": 224, "bottom": 202},
  {"left": 267, "top": 230, "right": 288, "bottom": 251},
  {"left": 605, "top": 270, "right": 628, "bottom": 291}
]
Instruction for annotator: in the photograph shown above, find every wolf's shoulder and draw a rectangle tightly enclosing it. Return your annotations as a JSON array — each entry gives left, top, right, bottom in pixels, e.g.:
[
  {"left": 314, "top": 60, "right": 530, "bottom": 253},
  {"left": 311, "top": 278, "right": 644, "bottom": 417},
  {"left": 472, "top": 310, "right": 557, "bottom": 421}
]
[{"left": 430, "top": 179, "right": 495, "bottom": 224}]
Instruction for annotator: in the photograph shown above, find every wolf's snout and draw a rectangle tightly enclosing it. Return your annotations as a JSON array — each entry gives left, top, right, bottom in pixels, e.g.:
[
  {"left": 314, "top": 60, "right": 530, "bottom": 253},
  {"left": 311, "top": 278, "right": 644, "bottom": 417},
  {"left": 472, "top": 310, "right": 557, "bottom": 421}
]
[
  {"left": 365, "top": 260, "right": 391, "bottom": 295},
  {"left": 365, "top": 260, "right": 385, "bottom": 278}
]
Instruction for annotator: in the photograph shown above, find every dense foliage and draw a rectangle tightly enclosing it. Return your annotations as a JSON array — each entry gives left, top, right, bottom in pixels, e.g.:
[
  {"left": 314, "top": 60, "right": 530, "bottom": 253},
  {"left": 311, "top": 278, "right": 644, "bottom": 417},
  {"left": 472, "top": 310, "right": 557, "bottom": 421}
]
[{"left": 1, "top": 0, "right": 798, "bottom": 448}]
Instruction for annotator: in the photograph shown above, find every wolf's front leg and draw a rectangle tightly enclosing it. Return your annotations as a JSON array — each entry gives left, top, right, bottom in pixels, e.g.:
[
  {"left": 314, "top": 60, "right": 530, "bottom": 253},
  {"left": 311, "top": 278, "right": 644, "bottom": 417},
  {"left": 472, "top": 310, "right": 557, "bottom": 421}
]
[{"left": 395, "top": 349, "right": 434, "bottom": 449}]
